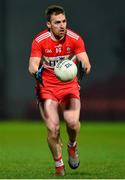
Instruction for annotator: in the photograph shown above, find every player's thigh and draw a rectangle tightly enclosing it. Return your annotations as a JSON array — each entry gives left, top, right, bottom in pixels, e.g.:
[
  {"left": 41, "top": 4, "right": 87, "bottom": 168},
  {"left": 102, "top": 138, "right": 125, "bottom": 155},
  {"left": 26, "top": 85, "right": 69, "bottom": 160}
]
[
  {"left": 39, "top": 99, "right": 60, "bottom": 129},
  {"left": 62, "top": 98, "right": 81, "bottom": 124}
]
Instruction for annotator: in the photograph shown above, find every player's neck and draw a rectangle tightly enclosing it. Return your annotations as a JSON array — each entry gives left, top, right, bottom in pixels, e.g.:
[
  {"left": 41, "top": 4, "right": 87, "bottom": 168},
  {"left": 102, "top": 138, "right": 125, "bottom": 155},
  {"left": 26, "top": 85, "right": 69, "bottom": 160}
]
[{"left": 50, "top": 30, "right": 65, "bottom": 41}]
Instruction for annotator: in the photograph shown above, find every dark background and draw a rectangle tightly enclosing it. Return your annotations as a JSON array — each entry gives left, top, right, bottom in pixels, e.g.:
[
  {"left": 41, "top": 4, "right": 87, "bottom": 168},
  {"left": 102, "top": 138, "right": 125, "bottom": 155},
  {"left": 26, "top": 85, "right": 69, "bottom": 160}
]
[{"left": 0, "top": 0, "right": 125, "bottom": 121}]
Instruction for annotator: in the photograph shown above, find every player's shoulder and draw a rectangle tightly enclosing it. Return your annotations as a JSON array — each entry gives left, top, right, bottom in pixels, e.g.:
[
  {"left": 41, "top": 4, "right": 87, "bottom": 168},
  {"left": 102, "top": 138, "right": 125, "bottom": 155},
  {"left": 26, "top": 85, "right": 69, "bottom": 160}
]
[
  {"left": 34, "top": 29, "right": 51, "bottom": 43},
  {"left": 66, "top": 28, "right": 81, "bottom": 40}
]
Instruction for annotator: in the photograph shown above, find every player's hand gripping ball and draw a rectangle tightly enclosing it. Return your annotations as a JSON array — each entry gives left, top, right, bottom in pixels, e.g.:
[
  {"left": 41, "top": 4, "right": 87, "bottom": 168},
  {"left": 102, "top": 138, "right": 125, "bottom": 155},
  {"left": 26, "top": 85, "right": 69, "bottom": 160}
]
[{"left": 54, "top": 60, "right": 77, "bottom": 82}]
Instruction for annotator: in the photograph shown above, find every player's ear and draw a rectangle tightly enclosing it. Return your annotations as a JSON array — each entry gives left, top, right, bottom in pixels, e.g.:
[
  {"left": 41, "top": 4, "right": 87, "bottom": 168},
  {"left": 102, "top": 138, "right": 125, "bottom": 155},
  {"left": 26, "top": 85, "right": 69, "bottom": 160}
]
[{"left": 47, "top": 22, "right": 51, "bottom": 29}]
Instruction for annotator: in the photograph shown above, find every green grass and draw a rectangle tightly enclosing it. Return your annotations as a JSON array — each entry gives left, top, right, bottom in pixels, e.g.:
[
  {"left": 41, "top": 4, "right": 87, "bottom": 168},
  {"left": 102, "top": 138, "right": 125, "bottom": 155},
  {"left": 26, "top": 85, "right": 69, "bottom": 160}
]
[{"left": 0, "top": 121, "right": 125, "bottom": 178}]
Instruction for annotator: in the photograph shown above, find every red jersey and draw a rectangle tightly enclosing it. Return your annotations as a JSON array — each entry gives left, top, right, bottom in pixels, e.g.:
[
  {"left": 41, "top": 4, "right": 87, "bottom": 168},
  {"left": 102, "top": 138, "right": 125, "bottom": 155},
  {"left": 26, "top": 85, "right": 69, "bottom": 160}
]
[{"left": 30, "top": 28, "right": 86, "bottom": 86}]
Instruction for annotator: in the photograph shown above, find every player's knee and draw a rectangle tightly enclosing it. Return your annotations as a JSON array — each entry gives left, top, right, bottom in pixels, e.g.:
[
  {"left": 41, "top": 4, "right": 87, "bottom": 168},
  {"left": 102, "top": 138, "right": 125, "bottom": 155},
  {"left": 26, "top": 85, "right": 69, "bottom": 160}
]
[
  {"left": 47, "top": 124, "right": 60, "bottom": 139},
  {"left": 68, "top": 120, "right": 80, "bottom": 131}
]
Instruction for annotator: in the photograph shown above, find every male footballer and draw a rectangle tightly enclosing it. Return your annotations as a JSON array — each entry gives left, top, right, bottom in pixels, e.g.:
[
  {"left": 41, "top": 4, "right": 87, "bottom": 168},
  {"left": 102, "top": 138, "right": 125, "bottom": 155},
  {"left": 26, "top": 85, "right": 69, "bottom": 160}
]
[{"left": 28, "top": 5, "right": 91, "bottom": 176}]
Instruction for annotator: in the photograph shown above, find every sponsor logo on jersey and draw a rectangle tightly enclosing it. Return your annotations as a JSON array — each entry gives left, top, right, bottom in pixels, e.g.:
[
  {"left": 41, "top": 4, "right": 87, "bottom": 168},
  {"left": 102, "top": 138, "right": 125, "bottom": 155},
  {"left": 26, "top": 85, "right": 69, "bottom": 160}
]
[{"left": 42, "top": 55, "right": 76, "bottom": 68}]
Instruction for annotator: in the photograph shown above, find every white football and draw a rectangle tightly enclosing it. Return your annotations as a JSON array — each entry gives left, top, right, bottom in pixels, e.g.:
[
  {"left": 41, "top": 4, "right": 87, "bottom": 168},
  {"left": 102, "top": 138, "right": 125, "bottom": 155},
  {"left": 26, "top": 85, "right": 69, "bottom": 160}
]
[{"left": 54, "top": 60, "right": 77, "bottom": 82}]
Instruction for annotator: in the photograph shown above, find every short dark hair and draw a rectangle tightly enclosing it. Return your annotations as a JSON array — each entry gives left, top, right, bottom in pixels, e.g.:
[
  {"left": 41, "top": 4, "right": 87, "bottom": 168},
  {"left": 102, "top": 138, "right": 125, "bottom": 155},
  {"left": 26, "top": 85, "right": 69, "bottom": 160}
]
[{"left": 45, "top": 5, "right": 65, "bottom": 22}]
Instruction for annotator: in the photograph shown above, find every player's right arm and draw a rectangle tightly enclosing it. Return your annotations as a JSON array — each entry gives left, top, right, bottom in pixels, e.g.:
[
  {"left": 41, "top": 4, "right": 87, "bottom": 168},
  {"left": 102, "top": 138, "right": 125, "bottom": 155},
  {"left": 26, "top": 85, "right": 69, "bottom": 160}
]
[
  {"left": 29, "top": 57, "right": 44, "bottom": 84},
  {"left": 28, "top": 39, "right": 44, "bottom": 84},
  {"left": 28, "top": 57, "right": 41, "bottom": 76},
  {"left": 29, "top": 37, "right": 43, "bottom": 74}
]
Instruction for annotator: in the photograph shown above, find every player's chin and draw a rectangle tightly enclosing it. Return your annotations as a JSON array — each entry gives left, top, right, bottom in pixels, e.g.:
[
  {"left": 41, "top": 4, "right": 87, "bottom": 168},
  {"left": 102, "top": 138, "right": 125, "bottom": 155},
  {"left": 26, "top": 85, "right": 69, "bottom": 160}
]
[
  {"left": 59, "top": 32, "right": 66, "bottom": 37},
  {"left": 59, "top": 29, "right": 66, "bottom": 35}
]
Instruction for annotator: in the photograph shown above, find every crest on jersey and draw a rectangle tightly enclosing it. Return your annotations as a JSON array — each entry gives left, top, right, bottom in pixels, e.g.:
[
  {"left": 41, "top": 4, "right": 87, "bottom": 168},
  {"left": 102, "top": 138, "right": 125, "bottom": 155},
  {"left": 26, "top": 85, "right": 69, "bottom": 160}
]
[{"left": 66, "top": 47, "right": 71, "bottom": 53}]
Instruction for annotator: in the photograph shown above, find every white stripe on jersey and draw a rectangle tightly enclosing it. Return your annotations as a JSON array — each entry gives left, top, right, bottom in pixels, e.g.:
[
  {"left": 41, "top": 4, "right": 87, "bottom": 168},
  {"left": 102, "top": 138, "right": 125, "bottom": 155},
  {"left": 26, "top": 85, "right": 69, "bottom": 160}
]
[
  {"left": 67, "top": 30, "right": 79, "bottom": 38},
  {"left": 36, "top": 31, "right": 50, "bottom": 41},
  {"left": 35, "top": 32, "right": 50, "bottom": 42},
  {"left": 67, "top": 30, "right": 79, "bottom": 40}
]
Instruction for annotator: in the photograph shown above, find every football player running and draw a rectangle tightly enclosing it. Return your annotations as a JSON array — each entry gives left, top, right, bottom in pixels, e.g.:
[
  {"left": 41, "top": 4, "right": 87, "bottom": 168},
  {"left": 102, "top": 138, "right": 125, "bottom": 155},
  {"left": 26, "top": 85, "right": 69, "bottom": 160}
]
[{"left": 28, "top": 5, "right": 91, "bottom": 176}]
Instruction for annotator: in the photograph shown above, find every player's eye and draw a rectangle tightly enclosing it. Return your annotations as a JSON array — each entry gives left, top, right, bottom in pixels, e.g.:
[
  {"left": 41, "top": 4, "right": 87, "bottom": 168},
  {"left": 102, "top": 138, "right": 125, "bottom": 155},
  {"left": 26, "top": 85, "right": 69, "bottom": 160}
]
[
  {"left": 55, "top": 21, "right": 61, "bottom": 24},
  {"left": 63, "top": 20, "right": 66, "bottom": 23}
]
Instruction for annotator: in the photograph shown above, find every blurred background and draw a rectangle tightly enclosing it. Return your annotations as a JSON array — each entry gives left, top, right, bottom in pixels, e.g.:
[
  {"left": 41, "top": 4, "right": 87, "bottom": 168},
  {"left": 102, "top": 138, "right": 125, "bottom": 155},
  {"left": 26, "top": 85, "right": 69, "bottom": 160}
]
[{"left": 0, "top": 0, "right": 125, "bottom": 121}]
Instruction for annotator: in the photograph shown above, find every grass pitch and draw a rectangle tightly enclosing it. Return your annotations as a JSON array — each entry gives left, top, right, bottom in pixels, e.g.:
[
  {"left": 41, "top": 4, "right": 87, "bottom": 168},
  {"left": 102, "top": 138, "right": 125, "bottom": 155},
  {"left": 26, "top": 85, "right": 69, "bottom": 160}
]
[{"left": 0, "top": 121, "right": 125, "bottom": 179}]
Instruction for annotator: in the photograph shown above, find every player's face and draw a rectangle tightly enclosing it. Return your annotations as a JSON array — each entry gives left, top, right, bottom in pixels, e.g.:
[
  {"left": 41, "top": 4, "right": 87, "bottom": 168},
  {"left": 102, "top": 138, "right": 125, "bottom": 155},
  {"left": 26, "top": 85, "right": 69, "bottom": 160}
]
[{"left": 47, "top": 13, "right": 67, "bottom": 40}]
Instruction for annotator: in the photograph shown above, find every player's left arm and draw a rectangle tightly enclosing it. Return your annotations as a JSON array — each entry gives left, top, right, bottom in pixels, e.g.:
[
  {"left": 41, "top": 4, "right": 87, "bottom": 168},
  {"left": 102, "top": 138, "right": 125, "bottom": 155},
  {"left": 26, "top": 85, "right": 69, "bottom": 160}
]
[
  {"left": 75, "top": 36, "right": 91, "bottom": 74},
  {"left": 76, "top": 52, "right": 91, "bottom": 74}
]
